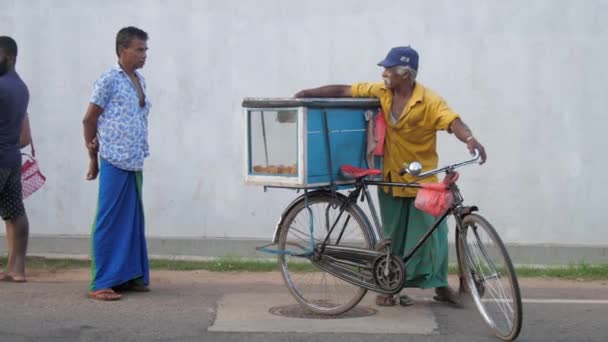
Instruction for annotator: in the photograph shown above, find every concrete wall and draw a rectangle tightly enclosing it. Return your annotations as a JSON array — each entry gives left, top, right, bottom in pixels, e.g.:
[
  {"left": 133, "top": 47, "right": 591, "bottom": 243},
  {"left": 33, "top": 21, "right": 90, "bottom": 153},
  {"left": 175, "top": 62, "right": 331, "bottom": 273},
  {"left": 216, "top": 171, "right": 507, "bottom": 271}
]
[{"left": 1, "top": 0, "right": 607, "bottom": 246}]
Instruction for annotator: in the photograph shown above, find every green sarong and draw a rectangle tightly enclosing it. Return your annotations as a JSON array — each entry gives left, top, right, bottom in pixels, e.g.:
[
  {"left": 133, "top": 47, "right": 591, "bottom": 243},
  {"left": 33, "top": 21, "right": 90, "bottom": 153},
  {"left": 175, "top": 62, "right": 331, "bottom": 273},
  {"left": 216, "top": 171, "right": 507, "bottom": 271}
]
[{"left": 378, "top": 188, "right": 448, "bottom": 289}]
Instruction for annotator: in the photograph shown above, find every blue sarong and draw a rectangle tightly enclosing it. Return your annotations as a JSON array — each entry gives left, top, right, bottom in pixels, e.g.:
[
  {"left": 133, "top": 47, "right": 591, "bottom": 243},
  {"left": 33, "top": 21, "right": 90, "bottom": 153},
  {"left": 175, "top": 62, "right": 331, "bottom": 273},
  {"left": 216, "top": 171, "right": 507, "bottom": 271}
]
[{"left": 89, "top": 158, "right": 150, "bottom": 291}]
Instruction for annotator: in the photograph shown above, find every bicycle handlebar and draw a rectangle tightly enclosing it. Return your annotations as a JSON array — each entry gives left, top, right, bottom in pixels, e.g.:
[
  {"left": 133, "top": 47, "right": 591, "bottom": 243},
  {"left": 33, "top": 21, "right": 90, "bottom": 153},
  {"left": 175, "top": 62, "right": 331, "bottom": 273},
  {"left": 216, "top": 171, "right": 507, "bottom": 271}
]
[{"left": 398, "top": 149, "right": 481, "bottom": 180}]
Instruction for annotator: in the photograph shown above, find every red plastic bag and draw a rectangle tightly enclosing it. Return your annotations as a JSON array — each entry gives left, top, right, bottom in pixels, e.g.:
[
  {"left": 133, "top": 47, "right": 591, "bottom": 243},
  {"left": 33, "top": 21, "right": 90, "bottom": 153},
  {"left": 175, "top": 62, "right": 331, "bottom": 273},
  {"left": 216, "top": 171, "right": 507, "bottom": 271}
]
[
  {"left": 414, "top": 173, "right": 459, "bottom": 217},
  {"left": 21, "top": 148, "right": 46, "bottom": 199}
]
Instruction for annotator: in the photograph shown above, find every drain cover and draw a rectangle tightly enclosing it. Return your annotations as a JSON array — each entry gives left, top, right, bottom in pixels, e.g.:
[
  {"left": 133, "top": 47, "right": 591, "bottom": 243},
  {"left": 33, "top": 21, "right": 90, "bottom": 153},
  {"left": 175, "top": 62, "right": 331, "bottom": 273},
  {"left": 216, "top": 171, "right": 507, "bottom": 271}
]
[{"left": 269, "top": 304, "right": 377, "bottom": 319}]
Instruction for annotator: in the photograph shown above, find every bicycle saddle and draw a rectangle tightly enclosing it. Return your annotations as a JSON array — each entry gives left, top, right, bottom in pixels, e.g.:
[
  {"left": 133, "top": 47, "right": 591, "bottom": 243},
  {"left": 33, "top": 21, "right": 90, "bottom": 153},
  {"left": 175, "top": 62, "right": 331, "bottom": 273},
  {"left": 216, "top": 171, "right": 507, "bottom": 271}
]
[{"left": 340, "top": 165, "right": 382, "bottom": 179}]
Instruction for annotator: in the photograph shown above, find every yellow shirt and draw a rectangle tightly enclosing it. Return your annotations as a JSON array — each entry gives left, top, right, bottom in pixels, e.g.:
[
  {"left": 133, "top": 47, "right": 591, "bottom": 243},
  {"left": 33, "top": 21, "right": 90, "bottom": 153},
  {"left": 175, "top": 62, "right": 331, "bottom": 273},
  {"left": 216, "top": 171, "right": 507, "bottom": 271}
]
[{"left": 351, "top": 82, "right": 459, "bottom": 197}]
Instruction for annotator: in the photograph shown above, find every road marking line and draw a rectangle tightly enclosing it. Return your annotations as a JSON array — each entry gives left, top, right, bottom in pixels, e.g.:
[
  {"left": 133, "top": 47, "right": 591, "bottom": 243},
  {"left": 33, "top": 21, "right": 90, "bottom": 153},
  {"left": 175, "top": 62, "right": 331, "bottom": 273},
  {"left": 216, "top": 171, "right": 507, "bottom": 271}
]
[
  {"left": 420, "top": 297, "right": 608, "bottom": 304},
  {"left": 522, "top": 298, "right": 608, "bottom": 304}
]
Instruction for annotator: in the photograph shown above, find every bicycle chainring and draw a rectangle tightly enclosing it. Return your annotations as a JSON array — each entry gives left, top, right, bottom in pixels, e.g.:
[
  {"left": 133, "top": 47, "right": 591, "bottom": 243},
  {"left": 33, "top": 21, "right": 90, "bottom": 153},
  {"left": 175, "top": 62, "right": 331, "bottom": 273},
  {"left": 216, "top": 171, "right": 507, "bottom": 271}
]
[{"left": 373, "top": 255, "right": 406, "bottom": 293}]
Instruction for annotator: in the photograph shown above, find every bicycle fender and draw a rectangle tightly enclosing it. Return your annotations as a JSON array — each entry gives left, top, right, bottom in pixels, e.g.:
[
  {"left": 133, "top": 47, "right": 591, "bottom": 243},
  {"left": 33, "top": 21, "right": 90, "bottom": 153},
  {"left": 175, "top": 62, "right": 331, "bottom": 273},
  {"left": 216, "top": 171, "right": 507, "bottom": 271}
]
[
  {"left": 456, "top": 206, "right": 479, "bottom": 219},
  {"left": 271, "top": 190, "right": 349, "bottom": 243}
]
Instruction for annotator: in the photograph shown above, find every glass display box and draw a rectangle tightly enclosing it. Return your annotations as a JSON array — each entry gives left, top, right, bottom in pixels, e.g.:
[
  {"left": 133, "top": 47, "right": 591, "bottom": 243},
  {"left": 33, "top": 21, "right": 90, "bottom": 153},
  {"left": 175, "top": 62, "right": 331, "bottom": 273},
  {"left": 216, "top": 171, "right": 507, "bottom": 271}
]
[{"left": 243, "top": 98, "right": 381, "bottom": 188}]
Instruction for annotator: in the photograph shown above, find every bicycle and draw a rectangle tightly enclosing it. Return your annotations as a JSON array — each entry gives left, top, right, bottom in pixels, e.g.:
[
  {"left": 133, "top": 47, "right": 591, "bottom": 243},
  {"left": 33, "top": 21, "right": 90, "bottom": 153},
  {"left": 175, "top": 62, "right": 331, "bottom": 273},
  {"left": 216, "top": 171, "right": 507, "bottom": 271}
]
[{"left": 273, "top": 150, "right": 523, "bottom": 341}]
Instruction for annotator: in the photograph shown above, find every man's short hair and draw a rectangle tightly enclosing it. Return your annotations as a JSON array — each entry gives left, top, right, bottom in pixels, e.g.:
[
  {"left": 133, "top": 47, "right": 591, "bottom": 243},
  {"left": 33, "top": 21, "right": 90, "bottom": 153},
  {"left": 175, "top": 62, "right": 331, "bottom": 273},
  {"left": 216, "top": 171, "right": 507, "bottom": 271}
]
[
  {"left": 115, "top": 27, "right": 148, "bottom": 57},
  {"left": 0, "top": 36, "right": 18, "bottom": 57},
  {"left": 395, "top": 65, "right": 417, "bottom": 80}
]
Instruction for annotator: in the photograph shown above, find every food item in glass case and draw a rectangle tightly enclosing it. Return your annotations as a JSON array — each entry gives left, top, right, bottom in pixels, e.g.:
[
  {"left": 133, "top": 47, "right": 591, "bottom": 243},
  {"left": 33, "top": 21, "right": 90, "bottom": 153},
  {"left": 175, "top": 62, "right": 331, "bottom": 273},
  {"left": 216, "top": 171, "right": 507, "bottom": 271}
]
[
  {"left": 286, "top": 165, "right": 297, "bottom": 174},
  {"left": 253, "top": 164, "right": 297, "bottom": 175}
]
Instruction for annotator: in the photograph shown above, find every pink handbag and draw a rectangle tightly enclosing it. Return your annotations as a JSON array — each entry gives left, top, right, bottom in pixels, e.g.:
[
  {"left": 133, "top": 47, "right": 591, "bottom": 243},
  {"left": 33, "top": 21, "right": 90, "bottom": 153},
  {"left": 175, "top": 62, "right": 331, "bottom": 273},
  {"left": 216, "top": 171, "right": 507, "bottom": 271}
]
[{"left": 21, "top": 141, "right": 46, "bottom": 199}]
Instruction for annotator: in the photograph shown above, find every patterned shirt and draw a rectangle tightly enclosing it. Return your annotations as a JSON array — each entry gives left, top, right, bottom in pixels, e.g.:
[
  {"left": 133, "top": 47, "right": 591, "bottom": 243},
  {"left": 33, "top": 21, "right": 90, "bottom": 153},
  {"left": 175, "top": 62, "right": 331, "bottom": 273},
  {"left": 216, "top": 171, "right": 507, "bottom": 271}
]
[{"left": 90, "top": 65, "right": 151, "bottom": 171}]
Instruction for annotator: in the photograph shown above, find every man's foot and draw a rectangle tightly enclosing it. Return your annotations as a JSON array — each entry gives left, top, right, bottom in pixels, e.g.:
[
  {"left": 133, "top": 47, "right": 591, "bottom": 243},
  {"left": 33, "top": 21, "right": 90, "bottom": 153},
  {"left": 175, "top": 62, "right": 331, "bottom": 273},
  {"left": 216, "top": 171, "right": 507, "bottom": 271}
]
[
  {"left": 87, "top": 289, "right": 122, "bottom": 301},
  {"left": 0, "top": 272, "right": 26, "bottom": 283},
  {"left": 434, "top": 286, "right": 462, "bottom": 307}
]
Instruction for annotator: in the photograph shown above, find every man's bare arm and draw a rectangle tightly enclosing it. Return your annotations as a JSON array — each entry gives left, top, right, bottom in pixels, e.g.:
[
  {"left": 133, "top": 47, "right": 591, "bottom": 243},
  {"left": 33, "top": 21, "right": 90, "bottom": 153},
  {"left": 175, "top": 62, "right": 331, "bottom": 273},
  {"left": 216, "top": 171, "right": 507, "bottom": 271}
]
[
  {"left": 295, "top": 85, "right": 352, "bottom": 98},
  {"left": 83, "top": 103, "right": 104, "bottom": 180},
  {"left": 450, "top": 118, "right": 487, "bottom": 164},
  {"left": 82, "top": 103, "right": 104, "bottom": 158},
  {"left": 19, "top": 113, "right": 31, "bottom": 148}
]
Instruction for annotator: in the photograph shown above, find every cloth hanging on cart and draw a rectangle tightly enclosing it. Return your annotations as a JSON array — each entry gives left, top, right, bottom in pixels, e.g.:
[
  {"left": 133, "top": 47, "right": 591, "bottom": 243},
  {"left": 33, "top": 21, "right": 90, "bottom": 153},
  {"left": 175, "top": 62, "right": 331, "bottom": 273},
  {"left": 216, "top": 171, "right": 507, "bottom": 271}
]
[{"left": 365, "top": 109, "right": 387, "bottom": 169}]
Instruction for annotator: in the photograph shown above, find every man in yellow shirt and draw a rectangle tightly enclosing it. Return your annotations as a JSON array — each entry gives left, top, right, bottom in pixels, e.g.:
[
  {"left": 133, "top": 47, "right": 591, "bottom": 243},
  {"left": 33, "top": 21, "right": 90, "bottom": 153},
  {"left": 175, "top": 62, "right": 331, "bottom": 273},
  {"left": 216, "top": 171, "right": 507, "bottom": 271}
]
[{"left": 295, "top": 46, "right": 487, "bottom": 307}]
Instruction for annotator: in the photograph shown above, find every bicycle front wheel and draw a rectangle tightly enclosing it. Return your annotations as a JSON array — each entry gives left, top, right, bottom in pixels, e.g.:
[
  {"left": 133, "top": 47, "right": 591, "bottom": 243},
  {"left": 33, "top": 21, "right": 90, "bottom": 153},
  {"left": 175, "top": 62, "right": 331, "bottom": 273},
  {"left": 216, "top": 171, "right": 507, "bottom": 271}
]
[
  {"left": 278, "top": 193, "right": 373, "bottom": 315},
  {"left": 456, "top": 214, "right": 522, "bottom": 341}
]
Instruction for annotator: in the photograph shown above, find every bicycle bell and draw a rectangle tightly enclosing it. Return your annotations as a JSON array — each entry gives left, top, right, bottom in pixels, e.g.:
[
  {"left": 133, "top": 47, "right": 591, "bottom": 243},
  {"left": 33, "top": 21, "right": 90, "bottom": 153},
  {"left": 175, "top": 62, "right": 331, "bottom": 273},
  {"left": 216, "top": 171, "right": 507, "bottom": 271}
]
[{"left": 407, "top": 162, "right": 422, "bottom": 176}]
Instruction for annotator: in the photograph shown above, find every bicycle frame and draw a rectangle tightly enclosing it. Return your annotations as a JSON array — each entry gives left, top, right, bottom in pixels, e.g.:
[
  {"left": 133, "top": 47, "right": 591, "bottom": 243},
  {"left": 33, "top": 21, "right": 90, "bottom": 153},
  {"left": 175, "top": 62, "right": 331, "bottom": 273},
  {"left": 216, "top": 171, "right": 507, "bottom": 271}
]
[
  {"left": 317, "top": 150, "right": 482, "bottom": 265},
  {"left": 327, "top": 176, "right": 466, "bottom": 265}
]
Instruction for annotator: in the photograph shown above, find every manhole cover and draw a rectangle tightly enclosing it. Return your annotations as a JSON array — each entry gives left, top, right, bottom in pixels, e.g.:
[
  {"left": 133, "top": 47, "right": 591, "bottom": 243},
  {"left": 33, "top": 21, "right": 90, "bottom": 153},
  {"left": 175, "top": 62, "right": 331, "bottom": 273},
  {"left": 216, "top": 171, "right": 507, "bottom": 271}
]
[{"left": 269, "top": 304, "right": 377, "bottom": 319}]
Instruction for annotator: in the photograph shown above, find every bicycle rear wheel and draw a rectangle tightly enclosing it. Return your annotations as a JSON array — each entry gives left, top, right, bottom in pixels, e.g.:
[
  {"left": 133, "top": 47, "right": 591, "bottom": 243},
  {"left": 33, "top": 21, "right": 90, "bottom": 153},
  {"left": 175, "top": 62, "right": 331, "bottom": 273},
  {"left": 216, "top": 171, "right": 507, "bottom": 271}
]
[
  {"left": 278, "top": 193, "right": 373, "bottom": 315},
  {"left": 456, "top": 214, "right": 522, "bottom": 341}
]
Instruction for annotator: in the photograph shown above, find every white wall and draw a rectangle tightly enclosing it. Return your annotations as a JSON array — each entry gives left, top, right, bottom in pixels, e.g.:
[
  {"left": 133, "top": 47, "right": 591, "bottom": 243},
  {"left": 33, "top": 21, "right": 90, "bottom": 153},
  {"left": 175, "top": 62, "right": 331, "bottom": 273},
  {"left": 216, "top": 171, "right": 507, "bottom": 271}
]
[{"left": 1, "top": 0, "right": 606, "bottom": 244}]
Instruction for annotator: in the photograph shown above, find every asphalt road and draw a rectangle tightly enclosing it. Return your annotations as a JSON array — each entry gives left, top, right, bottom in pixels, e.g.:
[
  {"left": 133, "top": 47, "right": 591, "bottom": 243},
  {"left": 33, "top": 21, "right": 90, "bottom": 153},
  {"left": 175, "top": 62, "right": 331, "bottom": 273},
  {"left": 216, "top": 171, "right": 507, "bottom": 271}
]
[{"left": 0, "top": 269, "right": 606, "bottom": 342}]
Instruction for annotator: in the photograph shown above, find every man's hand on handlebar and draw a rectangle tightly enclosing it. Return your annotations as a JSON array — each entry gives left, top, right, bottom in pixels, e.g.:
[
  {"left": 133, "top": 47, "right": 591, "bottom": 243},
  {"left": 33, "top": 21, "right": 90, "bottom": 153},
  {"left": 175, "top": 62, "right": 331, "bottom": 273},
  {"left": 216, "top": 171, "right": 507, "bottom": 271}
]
[{"left": 467, "top": 138, "right": 487, "bottom": 165}]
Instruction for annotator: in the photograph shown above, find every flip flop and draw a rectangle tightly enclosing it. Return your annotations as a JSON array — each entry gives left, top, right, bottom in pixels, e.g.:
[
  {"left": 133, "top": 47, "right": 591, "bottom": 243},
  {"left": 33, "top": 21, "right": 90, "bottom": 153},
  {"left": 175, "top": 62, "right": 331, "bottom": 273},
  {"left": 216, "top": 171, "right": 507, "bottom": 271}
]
[
  {"left": 88, "top": 289, "right": 122, "bottom": 301},
  {"left": 376, "top": 294, "right": 397, "bottom": 306},
  {"left": 398, "top": 294, "right": 415, "bottom": 306},
  {"left": 376, "top": 294, "right": 415, "bottom": 307}
]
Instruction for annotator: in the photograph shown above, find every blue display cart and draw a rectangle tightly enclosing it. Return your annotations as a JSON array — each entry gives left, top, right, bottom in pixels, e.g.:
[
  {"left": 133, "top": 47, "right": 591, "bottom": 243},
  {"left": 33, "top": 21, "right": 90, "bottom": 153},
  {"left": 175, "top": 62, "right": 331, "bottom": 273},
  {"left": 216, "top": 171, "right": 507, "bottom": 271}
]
[{"left": 243, "top": 98, "right": 380, "bottom": 189}]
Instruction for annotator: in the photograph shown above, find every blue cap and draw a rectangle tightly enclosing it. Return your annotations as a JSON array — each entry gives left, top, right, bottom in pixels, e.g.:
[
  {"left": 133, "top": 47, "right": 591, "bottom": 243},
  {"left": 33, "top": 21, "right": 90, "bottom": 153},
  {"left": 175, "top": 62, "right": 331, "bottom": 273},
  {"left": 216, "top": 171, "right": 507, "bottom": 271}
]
[{"left": 377, "top": 46, "right": 419, "bottom": 70}]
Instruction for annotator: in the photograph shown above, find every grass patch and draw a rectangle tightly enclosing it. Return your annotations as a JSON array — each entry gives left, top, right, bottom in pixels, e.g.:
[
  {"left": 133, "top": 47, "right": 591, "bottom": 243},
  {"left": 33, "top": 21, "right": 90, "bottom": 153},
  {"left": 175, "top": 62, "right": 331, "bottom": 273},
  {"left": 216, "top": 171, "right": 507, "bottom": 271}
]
[
  {"left": 449, "top": 262, "right": 608, "bottom": 281},
  {"left": 0, "top": 256, "right": 90, "bottom": 270},
  {"left": 149, "top": 258, "right": 283, "bottom": 272},
  {"left": 2, "top": 256, "right": 607, "bottom": 280},
  {"left": 0, "top": 256, "right": 313, "bottom": 273},
  {"left": 514, "top": 263, "right": 608, "bottom": 280}
]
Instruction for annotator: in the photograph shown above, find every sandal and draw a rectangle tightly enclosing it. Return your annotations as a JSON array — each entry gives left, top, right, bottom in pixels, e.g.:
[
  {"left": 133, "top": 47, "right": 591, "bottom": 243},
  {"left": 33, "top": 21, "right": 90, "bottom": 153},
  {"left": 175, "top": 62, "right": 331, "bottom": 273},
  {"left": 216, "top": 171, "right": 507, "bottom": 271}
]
[
  {"left": 88, "top": 289, "right": 122, "bottom": 301},
  {"left": 376, "top": 294, "right": 396, "bottom": 306},
  {"left": 376, "top": 294, "right": 415, "bottom": 307},
  {"left": 398, "top": 294, "right": 415, "bottom": 306}
]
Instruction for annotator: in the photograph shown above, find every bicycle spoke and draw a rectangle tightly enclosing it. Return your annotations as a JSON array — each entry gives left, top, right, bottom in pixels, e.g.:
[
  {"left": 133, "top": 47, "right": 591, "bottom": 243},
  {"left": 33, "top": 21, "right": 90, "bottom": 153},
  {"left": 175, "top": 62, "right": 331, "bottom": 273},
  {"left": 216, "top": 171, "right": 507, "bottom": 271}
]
[
  {"left": 484, "top": 284, "right": 514, "bottom": 327},
  {"left": 471, "top": 225, "right": 501, "bottom": 278},
  {"left": 470, "top": 237, "right": 514, "bottom": 317},
  {"left": 459, "top": 214, "right": 522, "bottom": 340},
  {"left": 288, "top": 224, "right": 317, "bottom": 244},
  {"left": 279, "top": 194, "right": 371, "bottom": 314}
]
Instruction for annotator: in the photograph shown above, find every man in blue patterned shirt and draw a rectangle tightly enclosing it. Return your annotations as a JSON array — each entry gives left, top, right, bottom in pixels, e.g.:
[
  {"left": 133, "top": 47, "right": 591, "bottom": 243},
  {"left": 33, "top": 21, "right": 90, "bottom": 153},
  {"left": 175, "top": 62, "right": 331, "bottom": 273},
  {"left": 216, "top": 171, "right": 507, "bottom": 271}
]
[{"left": 82, "top": 27, "right": 151, "bottom": 301}]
